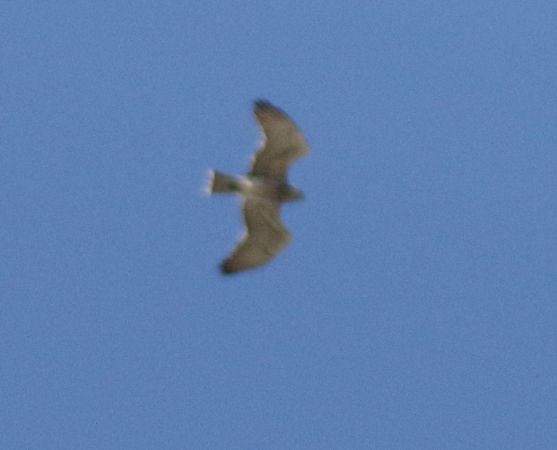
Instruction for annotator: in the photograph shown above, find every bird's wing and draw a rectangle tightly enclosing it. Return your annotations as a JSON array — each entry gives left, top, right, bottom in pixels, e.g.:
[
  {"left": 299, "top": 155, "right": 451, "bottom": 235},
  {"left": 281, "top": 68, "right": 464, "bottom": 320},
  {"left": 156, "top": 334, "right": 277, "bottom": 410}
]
[
  {"left": 220, "top": 199, "right": 292, "bottom": 274},
  {"left": 249, "top": 100, "right": 310, "bottom": 182}
]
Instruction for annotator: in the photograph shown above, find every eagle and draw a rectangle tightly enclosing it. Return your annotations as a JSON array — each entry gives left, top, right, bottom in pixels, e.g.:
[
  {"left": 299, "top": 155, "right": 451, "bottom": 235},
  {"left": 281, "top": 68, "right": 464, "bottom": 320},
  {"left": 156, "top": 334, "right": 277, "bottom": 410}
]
[{"left": 207, "top": 100, "right": 310, "bottom": 274}]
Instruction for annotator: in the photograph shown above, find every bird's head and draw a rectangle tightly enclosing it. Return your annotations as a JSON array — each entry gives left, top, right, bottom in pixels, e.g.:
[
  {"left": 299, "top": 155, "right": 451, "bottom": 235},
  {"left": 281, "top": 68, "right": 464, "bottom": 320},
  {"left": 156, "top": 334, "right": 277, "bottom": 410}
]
[{"left": 278, "top": 184, "right": 304, "bottom": 202}]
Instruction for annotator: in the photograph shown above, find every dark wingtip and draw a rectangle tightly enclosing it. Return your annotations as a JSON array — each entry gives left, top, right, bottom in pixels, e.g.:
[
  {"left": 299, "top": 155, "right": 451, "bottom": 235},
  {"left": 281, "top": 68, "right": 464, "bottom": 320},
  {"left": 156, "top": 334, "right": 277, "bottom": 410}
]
[
  {"left": 253, "top": 99, "right": 273, "bottom": 110},
  {"left": 253, "top": 99, "right": 289, "bottom": 119},
  {"left": 219, "top": 260, "right": 235, "bottom": 275}
]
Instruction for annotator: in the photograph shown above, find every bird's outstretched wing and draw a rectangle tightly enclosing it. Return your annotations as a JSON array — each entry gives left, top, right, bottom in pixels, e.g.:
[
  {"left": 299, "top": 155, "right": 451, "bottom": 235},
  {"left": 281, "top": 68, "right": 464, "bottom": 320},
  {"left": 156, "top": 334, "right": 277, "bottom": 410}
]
[
  {"left": 220, "top": 199, "right": 292, "bottom": 274},
  {"left": 249, "top": 100, "right": 310, "bottom": 182}
]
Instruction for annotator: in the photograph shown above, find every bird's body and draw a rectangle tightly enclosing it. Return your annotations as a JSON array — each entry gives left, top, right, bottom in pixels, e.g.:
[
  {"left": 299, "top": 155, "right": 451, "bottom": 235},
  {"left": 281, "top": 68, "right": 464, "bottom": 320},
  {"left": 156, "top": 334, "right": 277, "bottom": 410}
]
[
  {"left": 210, "top": 172, "right": 304, "bottom": 203},
  {"left": 207, "top": 100, "right": 310, "bottom": 274}
]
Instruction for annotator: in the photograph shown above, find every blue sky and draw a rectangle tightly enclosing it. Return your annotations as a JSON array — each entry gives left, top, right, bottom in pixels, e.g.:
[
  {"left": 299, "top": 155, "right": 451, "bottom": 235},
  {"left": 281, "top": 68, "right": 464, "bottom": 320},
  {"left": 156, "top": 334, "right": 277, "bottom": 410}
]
[{"left": 2, "top": 2, "right": 556, "bottom": 449}]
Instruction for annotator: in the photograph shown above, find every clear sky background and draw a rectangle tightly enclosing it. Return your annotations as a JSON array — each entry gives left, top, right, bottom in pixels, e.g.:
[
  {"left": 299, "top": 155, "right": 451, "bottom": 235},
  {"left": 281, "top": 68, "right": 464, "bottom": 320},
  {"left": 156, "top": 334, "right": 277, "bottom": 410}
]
[{"left": 2, "top": 2, "right": 556, "bottom": 449}]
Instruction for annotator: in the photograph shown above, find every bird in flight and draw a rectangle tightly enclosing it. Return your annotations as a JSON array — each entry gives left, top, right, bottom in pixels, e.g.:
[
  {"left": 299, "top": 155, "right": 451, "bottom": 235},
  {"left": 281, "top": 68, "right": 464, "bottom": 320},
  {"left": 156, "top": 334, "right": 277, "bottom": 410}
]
[{"left": 207, "top": 99, "right": 310, "bottom": 274}]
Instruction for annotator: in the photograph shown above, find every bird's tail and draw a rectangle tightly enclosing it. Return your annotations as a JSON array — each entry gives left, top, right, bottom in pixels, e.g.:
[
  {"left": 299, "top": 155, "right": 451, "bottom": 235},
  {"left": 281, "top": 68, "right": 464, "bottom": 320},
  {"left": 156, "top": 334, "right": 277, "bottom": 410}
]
[{"left": 207, "top": 170, "right": 241, "bottom": 194}]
